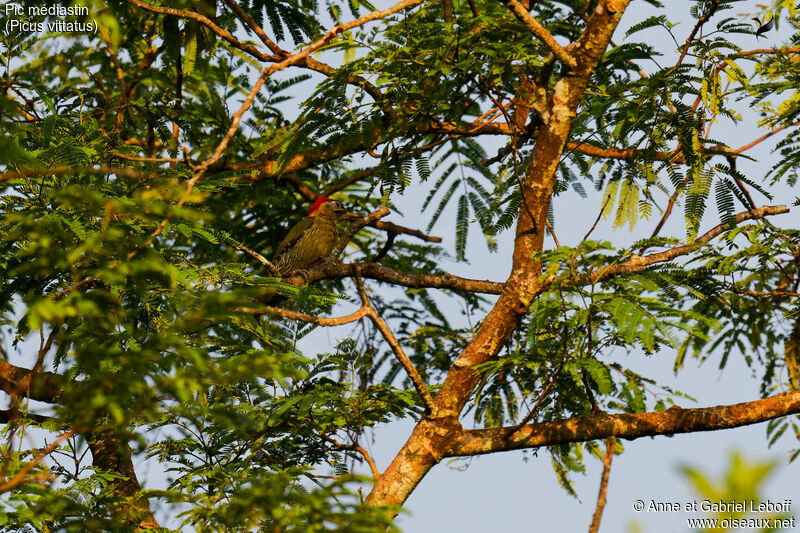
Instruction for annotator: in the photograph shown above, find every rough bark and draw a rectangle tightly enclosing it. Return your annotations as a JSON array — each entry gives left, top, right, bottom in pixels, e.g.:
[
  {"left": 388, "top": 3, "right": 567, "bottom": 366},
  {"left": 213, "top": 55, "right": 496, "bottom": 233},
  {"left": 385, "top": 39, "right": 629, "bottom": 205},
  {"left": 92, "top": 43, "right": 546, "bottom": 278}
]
[
  {"left": 448, "top": 391, "right": 800, "bottom": 456},
  {"left": 89, "top": 431, "right": 160, "bottom": 530},
  {"left": 0, "top": 360, "right": 63, "bottom": 404}
]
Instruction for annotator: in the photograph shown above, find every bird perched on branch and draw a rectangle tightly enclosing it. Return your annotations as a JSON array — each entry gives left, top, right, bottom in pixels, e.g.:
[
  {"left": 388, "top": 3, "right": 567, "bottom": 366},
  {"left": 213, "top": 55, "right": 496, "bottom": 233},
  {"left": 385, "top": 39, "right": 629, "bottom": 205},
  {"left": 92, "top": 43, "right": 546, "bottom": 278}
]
[{"left": 273, "top": 197, "right": 349, "bottom": 276}]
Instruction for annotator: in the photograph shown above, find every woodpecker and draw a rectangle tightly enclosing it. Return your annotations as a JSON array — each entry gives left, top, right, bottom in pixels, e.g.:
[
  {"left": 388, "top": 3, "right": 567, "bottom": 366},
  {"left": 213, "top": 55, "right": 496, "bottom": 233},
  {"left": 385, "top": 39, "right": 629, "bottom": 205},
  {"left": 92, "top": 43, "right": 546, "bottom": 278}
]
[{"left": 273, "top": 197, "right": 348, "bottom": 276}]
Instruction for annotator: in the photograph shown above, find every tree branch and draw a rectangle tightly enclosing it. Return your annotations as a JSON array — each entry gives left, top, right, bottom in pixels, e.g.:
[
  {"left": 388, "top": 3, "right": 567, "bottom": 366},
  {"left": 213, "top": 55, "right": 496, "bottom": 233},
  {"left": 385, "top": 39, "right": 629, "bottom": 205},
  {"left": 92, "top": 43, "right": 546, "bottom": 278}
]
[
  {"left": 124, "top": 0, "right": 274, "bottom": 61},
  {"left": 221, "top": 0, "right": 284, "bottom": 56},
  {"left": 227, "top": 241, "right": 280, "bottom": 276},
  {"left": 319, "top": 433, "right": 381, "bottom": 479},
  {"left": 586, "top": 205, "right": 789, "bottom": 284},
  {"left": 0, "top": 410, "right": 52, "bottom": 425},
  {"left": 245, "top": 266, "right": 436, "bottom": 412},
  {"left": 282, "top": 261, "right": 505, "bottom": 294},
  {"left": 330, "top": 207, "right": 391, "bottom": 259},
  {"left": 354, "top": 268, "right": 436, "bottom": 413},
  {"left": 0, "top": 430, "right": 75, "bottom": 494},
  {"left": 88, "top": 430, "right": 159, "bottom": 529},
  {"left": 241, "top": 305, "right": 369, "bottom": 326},
  {"left": 498, "top": 0, "right": 576, "bottom": 68},
  {"left": 0, "top": 360, "right": 62, "bottom": 405},
  {"left": 588, "top": 437, "right": 615, "bottom": 533},
  {"left": 0, "top": 165, "right": 166, "bottom": 183},
  {"left": 447, "top": 391, "right": 800, "bottom": 456}
]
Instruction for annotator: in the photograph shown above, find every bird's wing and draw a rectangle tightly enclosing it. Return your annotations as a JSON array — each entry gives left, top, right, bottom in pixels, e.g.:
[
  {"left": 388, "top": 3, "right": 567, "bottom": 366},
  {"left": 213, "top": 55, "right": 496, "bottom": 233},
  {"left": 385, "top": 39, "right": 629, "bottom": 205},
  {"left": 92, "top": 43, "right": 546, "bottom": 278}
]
[
  {"left": 274, "top": 216, "right": 315, "bottom": 260},
  {"left": 757, "top": 17, "right": 775, "bottom": 36}
]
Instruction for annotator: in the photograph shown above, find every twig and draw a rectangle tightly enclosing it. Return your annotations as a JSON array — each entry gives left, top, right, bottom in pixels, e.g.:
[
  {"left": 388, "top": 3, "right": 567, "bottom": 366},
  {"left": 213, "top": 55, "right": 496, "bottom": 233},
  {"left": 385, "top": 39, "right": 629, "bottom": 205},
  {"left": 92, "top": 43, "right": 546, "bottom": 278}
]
[
  {"left": 588, "top": 436, "right": 615, "bottom": 533},
  {"left": 124, "top": 0, "right": 273, "bottom": 61},
  {"left": 725, "top": 156, "right": 756, "bottom": 210},
  {"left": 322, "top": 168, "right": 377, "bottom": 197},
  {"left": 544, "top": 218, "right": 561, "bottom": 248},
  {"left": 509, "top": 365, "right": 562, "bottom": 433},
  {"left": 581, "top": 371, "right": 600, "bottom": 412},
  {"left": 371, "top": 220, "right": 442, "bottom": 243},
  {"left": 669, "top": 0, "right": 720, "bottom": 74},
  {"left": 582, "top": 195, "right": 612, "bottom": 243},
  {"left": 372, "top": 231, "right": 397, "bottom": 262},
  {"left": 650, "top": 174, "right": 689, "bottom": 239},
  {"left": 319, "top": 433, "right": 381, "bottom": 479},
  {"left": 228, "top": 242, "right": 280, "bottom": 276},
  {"left": 0, "top": 430, "right": 75, "bottom": 494},
  {"left": 330, "top": 207, "right": 391, "bottom": 259}
]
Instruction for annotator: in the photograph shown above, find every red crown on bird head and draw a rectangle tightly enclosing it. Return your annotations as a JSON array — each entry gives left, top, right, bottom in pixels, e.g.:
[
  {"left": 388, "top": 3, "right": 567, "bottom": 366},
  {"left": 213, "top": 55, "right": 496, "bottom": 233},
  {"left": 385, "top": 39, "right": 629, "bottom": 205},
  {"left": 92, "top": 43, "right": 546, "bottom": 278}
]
[{"left": 309, "top": 197, "right": 335, "bottom": 215}]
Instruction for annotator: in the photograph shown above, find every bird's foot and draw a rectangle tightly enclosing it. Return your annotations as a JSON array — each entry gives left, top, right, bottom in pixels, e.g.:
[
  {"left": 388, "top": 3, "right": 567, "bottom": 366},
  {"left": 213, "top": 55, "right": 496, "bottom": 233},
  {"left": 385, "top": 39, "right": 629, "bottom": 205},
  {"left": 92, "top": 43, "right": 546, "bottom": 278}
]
[{"left": 291, "top": 269, "right": 311, "bottom": 285}]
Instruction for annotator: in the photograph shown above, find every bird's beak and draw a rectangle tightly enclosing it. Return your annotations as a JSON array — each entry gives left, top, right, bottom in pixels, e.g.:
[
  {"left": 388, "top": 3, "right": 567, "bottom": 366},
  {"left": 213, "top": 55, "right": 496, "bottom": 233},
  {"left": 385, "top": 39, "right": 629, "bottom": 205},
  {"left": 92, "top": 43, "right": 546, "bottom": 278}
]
[{"left": 342, "top": 211, "right": 361, "bottom": 221}]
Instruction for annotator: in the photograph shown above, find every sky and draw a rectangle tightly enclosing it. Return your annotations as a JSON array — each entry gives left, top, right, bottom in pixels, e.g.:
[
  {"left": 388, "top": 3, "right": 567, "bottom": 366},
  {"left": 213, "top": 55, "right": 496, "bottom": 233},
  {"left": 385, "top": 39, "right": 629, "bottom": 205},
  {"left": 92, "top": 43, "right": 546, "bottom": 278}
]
[{"left": 299, "top": 2, "right": 800, "bottom": 532}]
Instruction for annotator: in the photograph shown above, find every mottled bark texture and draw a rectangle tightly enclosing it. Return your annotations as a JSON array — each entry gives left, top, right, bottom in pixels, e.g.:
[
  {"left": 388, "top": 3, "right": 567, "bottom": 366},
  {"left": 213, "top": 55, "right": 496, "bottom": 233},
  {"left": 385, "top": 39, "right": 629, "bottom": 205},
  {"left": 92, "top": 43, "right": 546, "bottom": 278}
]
[
  {"left": 89, "top": 431, "right": 160, "bottom": 530},
  {"left": 448, "top": 391, "right": 800, "bottom": 456},
  {"left": 365, "top": 0, "right": 633, "bottom": 511}
]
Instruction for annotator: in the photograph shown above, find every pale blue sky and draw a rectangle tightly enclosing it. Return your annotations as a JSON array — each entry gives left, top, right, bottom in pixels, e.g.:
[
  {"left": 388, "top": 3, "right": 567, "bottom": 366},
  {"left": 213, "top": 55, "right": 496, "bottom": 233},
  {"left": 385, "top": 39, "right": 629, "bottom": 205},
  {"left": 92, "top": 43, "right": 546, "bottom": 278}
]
[{"left": 304, "top": 2, "right": 800, "bottom": 532}]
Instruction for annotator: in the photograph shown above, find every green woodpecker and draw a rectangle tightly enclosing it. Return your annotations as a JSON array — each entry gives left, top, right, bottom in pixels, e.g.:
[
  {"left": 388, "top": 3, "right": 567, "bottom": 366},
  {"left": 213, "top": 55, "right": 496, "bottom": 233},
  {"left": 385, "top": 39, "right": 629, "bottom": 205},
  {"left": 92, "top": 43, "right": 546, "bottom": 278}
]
[{"left": 273, "top": 197, "right": 348, "bottom": 275}]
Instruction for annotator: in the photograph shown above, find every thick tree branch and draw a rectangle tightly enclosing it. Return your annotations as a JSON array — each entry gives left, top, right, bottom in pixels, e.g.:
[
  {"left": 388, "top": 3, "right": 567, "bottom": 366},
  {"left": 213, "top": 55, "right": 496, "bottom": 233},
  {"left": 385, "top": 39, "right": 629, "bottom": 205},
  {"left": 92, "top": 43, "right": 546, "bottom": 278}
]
[
  {"left": 89, "top": 430, "right": 159, "bottom": 529},
  {"left": 0, "top": 360, "right": 62, "bottom": 405},
  {"left": 282, "top": 261, "right": 505, "bottom": 294},
  {"left": 447, "top": 391, "right": 800, "bottom": 456},
  {"left": 0, "top": 410, "right": 52, "bottom": 425},
  {"left": 367, "top": 0, "right": 632, "bottom": 510}
]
